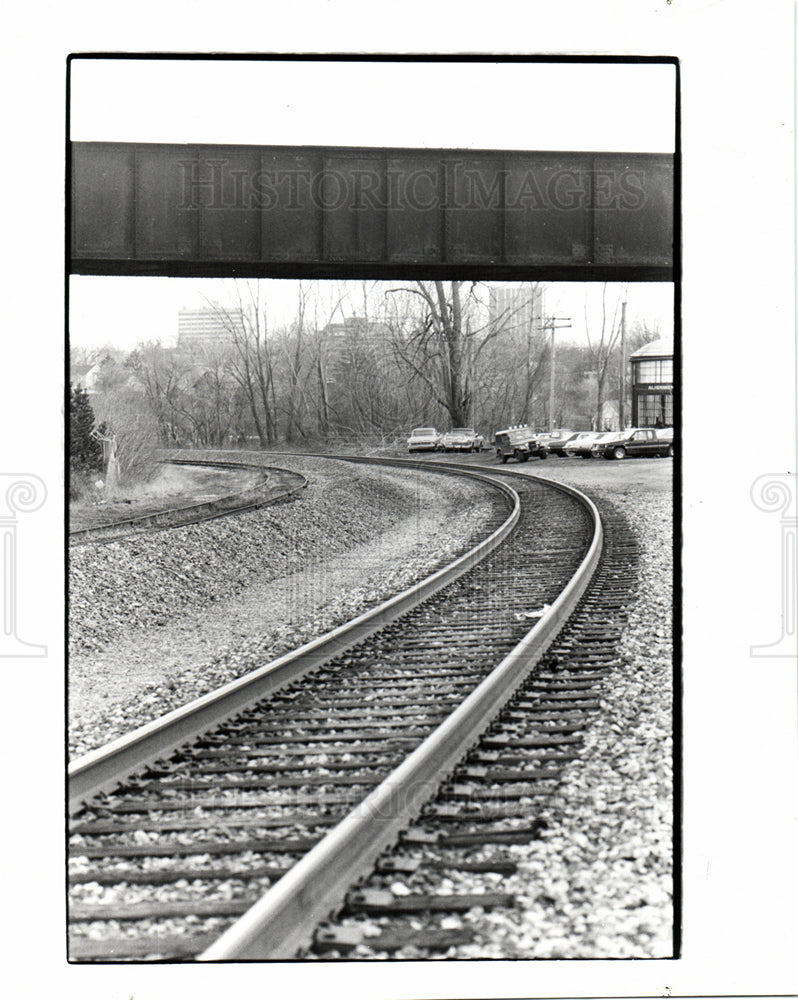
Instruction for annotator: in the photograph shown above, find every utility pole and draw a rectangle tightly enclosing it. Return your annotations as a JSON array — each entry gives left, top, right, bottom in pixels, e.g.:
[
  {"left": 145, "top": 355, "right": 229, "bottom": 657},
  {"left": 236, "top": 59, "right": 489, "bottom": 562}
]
[
  {"left": 545, "top": 315, "right": 572, "bottom": 431},
  {"left": 618, "top": 295, "right": 628, "bottom": 429}
]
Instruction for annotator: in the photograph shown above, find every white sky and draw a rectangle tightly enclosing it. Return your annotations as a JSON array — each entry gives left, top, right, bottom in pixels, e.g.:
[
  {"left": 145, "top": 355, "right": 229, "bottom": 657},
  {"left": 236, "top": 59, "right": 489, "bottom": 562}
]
[{"left": 70, "top": 59, "right": 676, "bottom": 151}]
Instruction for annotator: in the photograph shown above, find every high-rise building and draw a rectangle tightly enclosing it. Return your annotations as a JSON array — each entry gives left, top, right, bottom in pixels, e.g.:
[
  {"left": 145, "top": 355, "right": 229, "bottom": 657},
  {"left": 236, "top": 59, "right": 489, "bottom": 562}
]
[
  {"left": 177, "top": 308, "right": 244, "bottom": 351},
  {"left": 322, "top": 316, "right": 389, "bottom": 342},
  {"left": 488, "top": 284, "right": 543, "bottom": 336}
]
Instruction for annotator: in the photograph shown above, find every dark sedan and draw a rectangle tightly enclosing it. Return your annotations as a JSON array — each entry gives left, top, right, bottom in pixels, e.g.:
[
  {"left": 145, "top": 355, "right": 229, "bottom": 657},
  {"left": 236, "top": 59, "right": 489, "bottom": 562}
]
[{"left": 591, "top": 427, "right": 673, "bottom": 459}]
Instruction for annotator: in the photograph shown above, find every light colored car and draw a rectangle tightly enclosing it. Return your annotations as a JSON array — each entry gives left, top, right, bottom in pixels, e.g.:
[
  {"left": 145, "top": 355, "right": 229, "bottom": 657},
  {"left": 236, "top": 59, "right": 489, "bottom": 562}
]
[
  {"left": 407, "top": 427, "right": 442, "bottom": 452},
  {"left": 537, "top": 428, "right": 577, "bottom": 456},
  {"left": 564, "top": 431, "right": 606, "bottom": 458},
  {"left": 441, "top": 427, "right": 484, "bottom": 452}
]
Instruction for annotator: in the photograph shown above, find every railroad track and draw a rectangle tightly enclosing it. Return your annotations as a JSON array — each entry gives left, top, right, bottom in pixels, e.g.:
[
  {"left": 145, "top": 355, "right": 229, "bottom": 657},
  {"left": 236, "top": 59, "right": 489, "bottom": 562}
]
[
  {"left": 306, "top": 496, "right": 639, "bottom": 959},
  {"left": 68, "top": 455, "right": 615, "bottom": 961},
  {"left": 68, "top": 459, "right": 307, "bottom": 545}
]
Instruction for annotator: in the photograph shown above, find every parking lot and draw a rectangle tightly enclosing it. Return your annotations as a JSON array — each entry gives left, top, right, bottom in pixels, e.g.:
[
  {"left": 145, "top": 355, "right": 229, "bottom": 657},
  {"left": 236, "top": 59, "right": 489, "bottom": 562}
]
[{"left": 421, "top": 449, "right": 674, "bottom": 496}]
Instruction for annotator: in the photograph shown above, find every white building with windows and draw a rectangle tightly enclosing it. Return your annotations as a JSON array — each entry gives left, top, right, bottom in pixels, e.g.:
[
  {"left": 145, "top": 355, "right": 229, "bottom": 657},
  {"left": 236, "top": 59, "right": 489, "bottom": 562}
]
[
  {"left": 177, "top": 308, "right": 243, "bottom": 351},
  {"left": 630, "top": 336, "right": 674, "bottom": 427}
]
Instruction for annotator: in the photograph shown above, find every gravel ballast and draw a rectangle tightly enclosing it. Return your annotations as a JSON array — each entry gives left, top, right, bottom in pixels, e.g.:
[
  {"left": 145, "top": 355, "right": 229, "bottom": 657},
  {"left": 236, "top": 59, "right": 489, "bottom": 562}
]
[
  {"left": 451, "top": 477, "right": 673, "bottom": 960},
  {"left": 384, "top": 459, "right": 673, "bottom": 960},
  {"left": 69, "top": 452, "right": 673, "bottom": 961},
  {"left": 304, "top": 459, "right": 673, "bottom": 961},
  {"left": 69, "top": 456, "right": 497, "bottom": 757}
]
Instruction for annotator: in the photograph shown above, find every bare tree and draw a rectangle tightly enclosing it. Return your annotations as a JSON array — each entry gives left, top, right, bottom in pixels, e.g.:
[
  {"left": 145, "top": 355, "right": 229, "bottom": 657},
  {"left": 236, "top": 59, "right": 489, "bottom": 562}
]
[
  {"left": 628, "top": 318, "right": 662, "bottom": 353},
  {"left": 279, "top": 282, "right": 310, "bottom": 441},
  {"left": 112, "top": 279, "right": 658, "bottom": 452},
  {"left": 385, "top": 281, "right": 543, "bottom": 429},
  {"left": 584, "top": 284, "right": 624, "bottom": 430},
  {"left": 206, "top": 282, "right": 278, "bottom": 446},
  {"left": 175, "top": 351, "right": 242, "bottom": 448},
  {"left": 386, "top": 282, "right": 470, "bottom": 425},
  {"left": 125, "top": 343, "right": 185, "bottom": 445},
  {"left": 303, "top": 282, "right": 352, "bottom": 438}
]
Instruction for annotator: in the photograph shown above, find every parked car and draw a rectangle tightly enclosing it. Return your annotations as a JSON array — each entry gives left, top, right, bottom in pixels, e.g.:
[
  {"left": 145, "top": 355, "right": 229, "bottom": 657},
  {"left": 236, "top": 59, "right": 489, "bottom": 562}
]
[
  {"left": 537, "top": 428, "right": 578, "bottom": 456},
  {"left": 591, "top": 427, "right": 674, "bottom": 459},
  {"left": 407, "top": 427, "right": 442, "bottom": 452},
  {"left": 564, "top": 431, "right": 606, "bottom": 458},
  {"left": 441, "top": 427, "right": 484, "bottom": 452},
  {"left": 494, "top": 425, "right": 548, "bottom": 463}
]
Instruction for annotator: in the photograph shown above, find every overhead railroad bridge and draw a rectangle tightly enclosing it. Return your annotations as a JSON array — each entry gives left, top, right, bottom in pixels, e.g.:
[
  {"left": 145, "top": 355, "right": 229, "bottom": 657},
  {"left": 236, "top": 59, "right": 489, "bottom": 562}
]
[{"left": 71, "top": 143, "right": 673, "bottom": 282}]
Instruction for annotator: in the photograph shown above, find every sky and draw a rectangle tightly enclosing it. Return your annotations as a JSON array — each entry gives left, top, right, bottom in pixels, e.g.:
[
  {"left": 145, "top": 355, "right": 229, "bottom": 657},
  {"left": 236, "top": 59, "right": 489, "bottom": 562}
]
[
  {"left": 68, "top": 276, "right": 673, "bottom": 353},
  {"left": 69, "top": 59, "right": 676, "bottom": 151}
]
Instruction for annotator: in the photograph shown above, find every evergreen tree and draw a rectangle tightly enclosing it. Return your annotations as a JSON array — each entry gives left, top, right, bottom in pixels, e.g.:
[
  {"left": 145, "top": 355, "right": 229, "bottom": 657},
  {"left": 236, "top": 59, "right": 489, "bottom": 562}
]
[{"left": 69, "top": 384, "right": 103, "bottom": 472}]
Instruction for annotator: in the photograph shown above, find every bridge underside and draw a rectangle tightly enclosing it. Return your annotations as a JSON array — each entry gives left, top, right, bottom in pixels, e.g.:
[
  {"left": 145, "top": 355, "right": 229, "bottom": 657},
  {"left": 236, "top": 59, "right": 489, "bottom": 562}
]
[{"left": 71, "top": 143, "right": 674, "bottom": 282}]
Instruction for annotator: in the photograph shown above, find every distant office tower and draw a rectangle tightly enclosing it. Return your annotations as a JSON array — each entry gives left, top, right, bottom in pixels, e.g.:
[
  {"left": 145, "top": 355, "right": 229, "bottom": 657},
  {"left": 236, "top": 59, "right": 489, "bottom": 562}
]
[
  {"left": 322, "top": 316, "right": 390, "bottom": 342},
  {"left": 177, "top": 307, "right": 245, "bottom": 350},
  {"left": 488, "top": 284, "right": 543, "bottom": 335}
]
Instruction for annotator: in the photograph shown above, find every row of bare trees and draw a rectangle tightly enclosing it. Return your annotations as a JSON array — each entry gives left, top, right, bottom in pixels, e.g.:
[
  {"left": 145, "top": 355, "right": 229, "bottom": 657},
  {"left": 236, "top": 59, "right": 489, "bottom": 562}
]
[{"left": 74, "top": 280, "right": 660, "bottom": 482}]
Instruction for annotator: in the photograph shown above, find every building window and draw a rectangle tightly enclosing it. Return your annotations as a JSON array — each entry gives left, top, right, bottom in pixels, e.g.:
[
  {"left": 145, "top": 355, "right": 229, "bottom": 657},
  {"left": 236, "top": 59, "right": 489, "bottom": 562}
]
[
  {"left": 636, "top": 391, "right": 673, "bottom": 427},
  {"left": 634, "top": 358, "right": 673, "bottom": 384}
]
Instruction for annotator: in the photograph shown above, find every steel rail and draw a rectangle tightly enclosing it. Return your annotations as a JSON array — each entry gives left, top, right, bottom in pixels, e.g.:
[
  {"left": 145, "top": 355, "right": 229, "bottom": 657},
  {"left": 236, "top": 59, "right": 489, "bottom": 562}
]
[
  {"left": 68, "top": 461, "right": 307, "bottom": 545},
  {"left": 68, "top": 466, "right": 520, "bottom": 814},
  {"left": 199, "top": 469, "right": 603, "bottom": 961}
]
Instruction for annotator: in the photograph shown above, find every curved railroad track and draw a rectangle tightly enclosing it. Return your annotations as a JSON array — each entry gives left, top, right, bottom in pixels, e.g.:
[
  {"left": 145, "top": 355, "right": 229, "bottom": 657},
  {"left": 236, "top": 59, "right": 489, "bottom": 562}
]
[
  {"left": 68, "top": 454, "right": 617, "bottom": 962},
  {"left": 68, "top": 459, "right": 307, "bottom": 546},
  {"left": 305, "top": 486, "right": 640, "bottom": 959}
]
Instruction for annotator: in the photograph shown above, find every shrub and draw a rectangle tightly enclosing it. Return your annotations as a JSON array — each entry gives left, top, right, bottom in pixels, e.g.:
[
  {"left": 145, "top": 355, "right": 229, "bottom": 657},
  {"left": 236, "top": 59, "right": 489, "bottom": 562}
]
[
  {"left": 70, "top": 385, "right": 103, "bottom": 474},
  {"left": 69, "top": 468, "right": 100, "bottom": 502}
]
